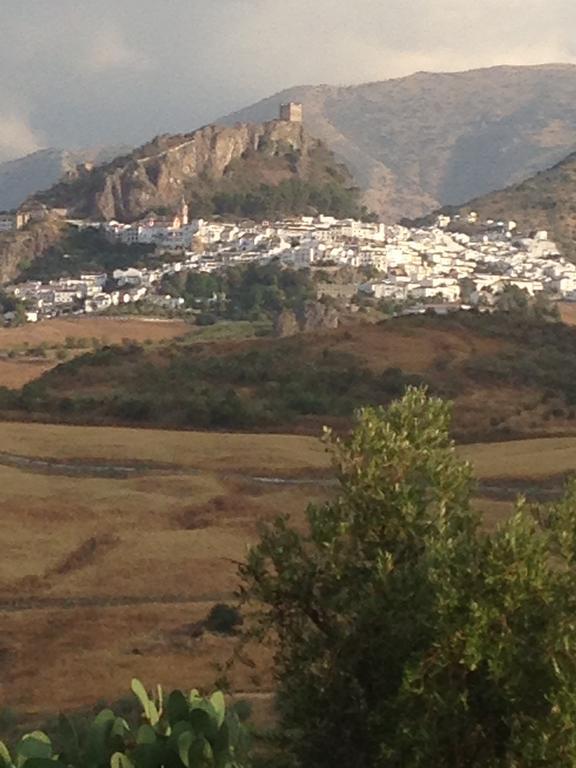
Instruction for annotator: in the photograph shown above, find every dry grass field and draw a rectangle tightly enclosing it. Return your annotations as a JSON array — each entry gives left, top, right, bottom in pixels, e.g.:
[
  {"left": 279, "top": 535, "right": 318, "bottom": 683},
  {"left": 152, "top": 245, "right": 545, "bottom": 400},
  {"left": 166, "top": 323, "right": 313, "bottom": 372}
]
[
  {"left": 0, "top": 317, "right": 190, "bottom": 350},
  {"left": 461, "top": 436, "right": 576, "bottom": 479},
  {"left": 0, "top": 317, "right": 191, "bottom": 389},
  {"left": 1, "top": 421, "right": 575, "bottom": 723},
  {"left": 0, "top": 359, "right": 54, "bottom": 388},
  {"left": 0, "top": 423, "right": 331, "bottom": 720}
]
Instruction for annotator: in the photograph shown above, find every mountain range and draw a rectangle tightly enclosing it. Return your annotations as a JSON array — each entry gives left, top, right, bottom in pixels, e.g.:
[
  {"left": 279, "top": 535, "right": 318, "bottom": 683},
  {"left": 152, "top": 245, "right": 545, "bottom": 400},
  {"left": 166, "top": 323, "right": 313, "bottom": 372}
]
[
  {"left": 5, "top": 64, "right": 576, "bottom": 227},
  {"left": 222, "top": 64, "right": 576, "bottom": 220}
]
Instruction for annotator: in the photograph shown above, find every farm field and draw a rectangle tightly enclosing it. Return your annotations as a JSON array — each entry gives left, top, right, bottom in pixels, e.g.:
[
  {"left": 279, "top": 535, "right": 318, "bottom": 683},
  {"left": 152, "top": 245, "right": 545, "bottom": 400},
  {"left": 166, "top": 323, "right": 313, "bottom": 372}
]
[
  {"left": 0, "top": 317, "right": 191, "bottom": 389},
  {"left": 0, "top": 317, "right": 191, "bottom": 349},
  {"left": 0, "top": 422, "right": 332, "bottom": 721},
  {"left": 1, "top": 422, "right": 575, "bottom": 723}
]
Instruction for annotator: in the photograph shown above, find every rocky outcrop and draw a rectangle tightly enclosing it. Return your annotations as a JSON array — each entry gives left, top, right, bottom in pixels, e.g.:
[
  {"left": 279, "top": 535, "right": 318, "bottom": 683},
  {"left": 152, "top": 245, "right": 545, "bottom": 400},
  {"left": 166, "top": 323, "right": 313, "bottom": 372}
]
[
  {"left": 35, "top": 121, "right": 309, "bottom": 222},
  {"left": 0, "top": 216, "right": 66, "bottom": 284},
  {"left": 298, "top": 301, "right": 339, "bottom": 332},
  {"left": 275, "top": 302, "right": 339, "bottom": 337},
  {"left": 274, "top": 310, "right": 300, "bottom": 337}
]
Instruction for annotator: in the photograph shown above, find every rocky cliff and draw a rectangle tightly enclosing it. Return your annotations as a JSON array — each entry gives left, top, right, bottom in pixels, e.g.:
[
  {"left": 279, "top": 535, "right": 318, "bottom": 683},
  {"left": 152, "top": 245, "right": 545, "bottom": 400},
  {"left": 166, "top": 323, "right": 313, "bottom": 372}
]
[
  {"left": 34, "top": 120, "right": 331, "bottom": 222},
  {"left": 0, "top": 216, "right": 67, "bottom": 284}
]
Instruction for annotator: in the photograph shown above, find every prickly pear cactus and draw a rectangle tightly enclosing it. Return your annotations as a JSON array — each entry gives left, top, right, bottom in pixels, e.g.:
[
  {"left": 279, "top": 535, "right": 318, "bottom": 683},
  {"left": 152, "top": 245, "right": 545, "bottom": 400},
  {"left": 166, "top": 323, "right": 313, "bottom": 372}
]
[{"left": 2, "top": 680, "right": 251, "bottom": 768}]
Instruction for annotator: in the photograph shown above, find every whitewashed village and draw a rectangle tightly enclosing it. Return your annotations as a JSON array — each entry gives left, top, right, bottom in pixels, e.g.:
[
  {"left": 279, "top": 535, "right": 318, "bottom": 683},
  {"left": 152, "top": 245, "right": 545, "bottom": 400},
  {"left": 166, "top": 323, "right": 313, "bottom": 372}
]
[{"left": 1, "top": 202, "right": 572, "bottom": 324}]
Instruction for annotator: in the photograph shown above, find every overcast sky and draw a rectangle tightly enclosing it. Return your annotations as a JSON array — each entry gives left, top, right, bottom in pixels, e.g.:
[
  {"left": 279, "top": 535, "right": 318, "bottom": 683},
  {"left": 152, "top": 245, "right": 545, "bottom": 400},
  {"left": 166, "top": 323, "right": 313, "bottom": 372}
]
[{"left": 0, "top": 0, "right": 573, "bottom": 162}]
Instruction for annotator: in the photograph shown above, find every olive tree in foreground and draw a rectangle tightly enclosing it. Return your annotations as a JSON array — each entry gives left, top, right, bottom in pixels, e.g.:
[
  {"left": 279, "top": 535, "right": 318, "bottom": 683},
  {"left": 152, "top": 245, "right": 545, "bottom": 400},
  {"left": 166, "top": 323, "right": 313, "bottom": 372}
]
[{"left": 240, "top": 388, "right": 576, "bottom": 768}]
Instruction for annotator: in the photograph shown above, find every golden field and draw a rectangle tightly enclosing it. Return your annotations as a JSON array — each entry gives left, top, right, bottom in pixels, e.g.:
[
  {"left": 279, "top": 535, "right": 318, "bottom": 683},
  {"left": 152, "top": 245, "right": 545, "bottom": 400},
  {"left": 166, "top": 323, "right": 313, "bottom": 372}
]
[
  {"left": 0, "top": 423, "right": 330, "bottom": 719},
  {"left": 0, "top": 317, "right": 191, "bottom": 350},
  {"left": 0, "top": 317, "right": 190, "bottom": 389},
  {"left": 1, "top": 421, "right": 575, "bottom": 721}
]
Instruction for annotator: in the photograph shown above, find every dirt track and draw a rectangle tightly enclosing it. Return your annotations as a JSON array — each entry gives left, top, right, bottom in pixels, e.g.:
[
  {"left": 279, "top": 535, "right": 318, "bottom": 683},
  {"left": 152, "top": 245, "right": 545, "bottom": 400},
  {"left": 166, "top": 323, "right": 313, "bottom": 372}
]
[{"left": 0, "top": 591, "right": 234, "bottom": 613}]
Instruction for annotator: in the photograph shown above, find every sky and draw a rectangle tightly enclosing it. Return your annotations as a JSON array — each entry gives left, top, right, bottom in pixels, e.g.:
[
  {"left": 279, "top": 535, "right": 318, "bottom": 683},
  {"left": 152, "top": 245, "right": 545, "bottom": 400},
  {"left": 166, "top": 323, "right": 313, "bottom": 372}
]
[{"left": 0, "top": 0, "right": 574, "bottom": 162}]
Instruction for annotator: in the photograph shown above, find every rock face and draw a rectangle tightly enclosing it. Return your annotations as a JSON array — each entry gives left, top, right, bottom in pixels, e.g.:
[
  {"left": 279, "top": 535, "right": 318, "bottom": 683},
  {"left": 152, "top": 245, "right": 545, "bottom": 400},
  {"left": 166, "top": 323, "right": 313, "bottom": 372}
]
[
  {"left": 274, "top": 310, "right": 300, "bottom": 338},
  {"left": 35, "top": 121, "right": 310, "bottom": 222},
  {"left": 275, "top": 302, "right": 339, "bottom": 336},
  {"left": 221, "top": 64, "right": 576, "bottom": 221},
  {"left": 0, "top": 216, "right": 66, "bottom": 284},
  {"left": 298, "top": 301, "right": 339, "bottom": 332}
]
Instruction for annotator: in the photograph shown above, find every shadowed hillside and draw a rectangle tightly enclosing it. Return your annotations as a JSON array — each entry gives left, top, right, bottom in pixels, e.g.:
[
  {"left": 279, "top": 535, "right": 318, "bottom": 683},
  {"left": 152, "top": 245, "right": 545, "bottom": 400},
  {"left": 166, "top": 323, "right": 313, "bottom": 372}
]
[{"left": 427, "top": 150, "right": 576, "bottom": 260}]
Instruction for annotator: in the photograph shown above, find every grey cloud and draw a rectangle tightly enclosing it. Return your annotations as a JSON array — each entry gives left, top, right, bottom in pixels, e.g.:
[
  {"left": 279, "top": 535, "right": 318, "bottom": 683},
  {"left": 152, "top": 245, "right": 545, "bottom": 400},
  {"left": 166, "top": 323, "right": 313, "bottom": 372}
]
[{"left": 0, "top": 0, "right": 572, "bottom": 162}]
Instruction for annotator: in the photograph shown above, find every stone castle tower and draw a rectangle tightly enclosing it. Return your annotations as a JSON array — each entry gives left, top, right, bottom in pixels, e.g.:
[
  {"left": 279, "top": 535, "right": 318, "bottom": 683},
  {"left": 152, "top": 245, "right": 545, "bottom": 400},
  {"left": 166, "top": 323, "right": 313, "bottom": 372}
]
[{"left": 279, "top": 102, "right": 303, "bottom": 123}]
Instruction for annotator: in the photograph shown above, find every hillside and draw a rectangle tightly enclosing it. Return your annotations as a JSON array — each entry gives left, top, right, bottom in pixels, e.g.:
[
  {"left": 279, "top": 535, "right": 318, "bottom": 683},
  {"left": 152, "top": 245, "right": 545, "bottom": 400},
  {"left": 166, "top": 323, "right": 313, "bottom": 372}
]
[
  {"left": 7, "top": 312, "right": 576, "bottom": 442},
  {"left": 0, "top": 215, "right": 67, "bottom": 284},
  {"left": 222, "top": 64, "right": 576, "bottom": 220},
  {"left": 32, "top": 120, "right": 365, "bottom": 222},
  {"left": 0, "top": 146, "right": 129, "bottom": 212},
  {"left": 431, "top": 151, "right": 576, "bottom": 259}
]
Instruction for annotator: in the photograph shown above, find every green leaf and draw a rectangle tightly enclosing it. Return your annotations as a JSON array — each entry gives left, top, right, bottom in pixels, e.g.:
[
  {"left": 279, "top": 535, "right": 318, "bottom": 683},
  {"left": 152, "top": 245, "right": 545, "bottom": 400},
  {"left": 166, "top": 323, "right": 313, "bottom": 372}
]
[
  {"left": 110, "top": 753, "right": 134, "bottom": 768},
  {"left": 93, "top": 710, "right": 115, "bottom": 730},
  {"left": 131, "top": 679, "right": 151, "bottom": 716},
  {"left": 146, "top": 701, "right": 160, "bottom": 728},
  {"left": 16, "top": 734, "right": 52, "bottom": 766},
  {"left": 167, "top": 691, "right": 189, "bottom": 726},
  {"left": 188, "top": 737, "right": 214, "bottom": 768},
  {"left": 22, "top": 735, "right": 50, "bottom": 747},
  {"left": 57, "top": 715, "right": 78, "bottom": 752},
  {"left": 111, "top": 718, "right": 129, "bottom": 739},
  {"left": 178, "top": 731, "right": 195, "bottom": 768},
  {"left": 189, "top": 710, "right": 215, "bottom": 740},
  {"left": 0, "top": 742, "right": 12, "bottom": 768},
  {"left": 130, "top": 743, "right": 164, "bottom": 768},
  {"left": 136, "top": 725, "right": 157, "bottom": 746},
  {"left": 209, "top": 693, "right": 226, "bottom": 730}
]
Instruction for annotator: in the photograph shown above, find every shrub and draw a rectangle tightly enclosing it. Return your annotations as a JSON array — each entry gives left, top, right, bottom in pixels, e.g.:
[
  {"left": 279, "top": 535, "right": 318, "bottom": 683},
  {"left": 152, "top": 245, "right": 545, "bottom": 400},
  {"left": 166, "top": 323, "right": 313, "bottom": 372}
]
[
  {"left": 205, "top": 603, "right": 243, "bottom": 635},
  {"left": 196, "top": 313, "right": 217, "bottom": 326}
]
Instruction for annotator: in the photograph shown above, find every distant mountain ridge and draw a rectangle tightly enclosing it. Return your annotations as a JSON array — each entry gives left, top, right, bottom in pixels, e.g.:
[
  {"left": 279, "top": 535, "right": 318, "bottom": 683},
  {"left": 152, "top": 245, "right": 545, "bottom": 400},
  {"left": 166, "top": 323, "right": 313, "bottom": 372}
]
[
  {"left": 0, "top": 146, "right": 130, "bottom": 212},
  {"left": 221, "top": 64, "right": 576, "bottom": 220}
]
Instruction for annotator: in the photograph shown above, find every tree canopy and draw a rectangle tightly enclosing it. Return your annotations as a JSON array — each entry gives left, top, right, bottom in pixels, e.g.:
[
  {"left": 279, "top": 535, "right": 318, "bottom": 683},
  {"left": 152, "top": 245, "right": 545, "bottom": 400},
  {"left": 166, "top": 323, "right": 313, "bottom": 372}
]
[{"left": 241, "top": 388, "right": 576, "bottom": 767}]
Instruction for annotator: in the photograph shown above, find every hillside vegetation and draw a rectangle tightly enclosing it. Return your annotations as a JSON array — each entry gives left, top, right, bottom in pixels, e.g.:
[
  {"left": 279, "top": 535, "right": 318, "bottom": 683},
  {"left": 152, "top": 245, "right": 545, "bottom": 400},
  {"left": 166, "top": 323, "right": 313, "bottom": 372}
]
[
  {"left": 6, "top": 312, "right": 576, "bottom": 441},
  {"left": 223, "top": 64, "right": 576, "bottom": 220}
]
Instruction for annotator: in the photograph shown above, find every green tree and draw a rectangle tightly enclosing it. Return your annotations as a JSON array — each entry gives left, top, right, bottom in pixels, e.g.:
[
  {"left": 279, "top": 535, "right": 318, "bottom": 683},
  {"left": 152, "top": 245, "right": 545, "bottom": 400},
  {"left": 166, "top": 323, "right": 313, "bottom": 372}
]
[{"left": 241, "top": 388, "right": 576, "bottom": 768}]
